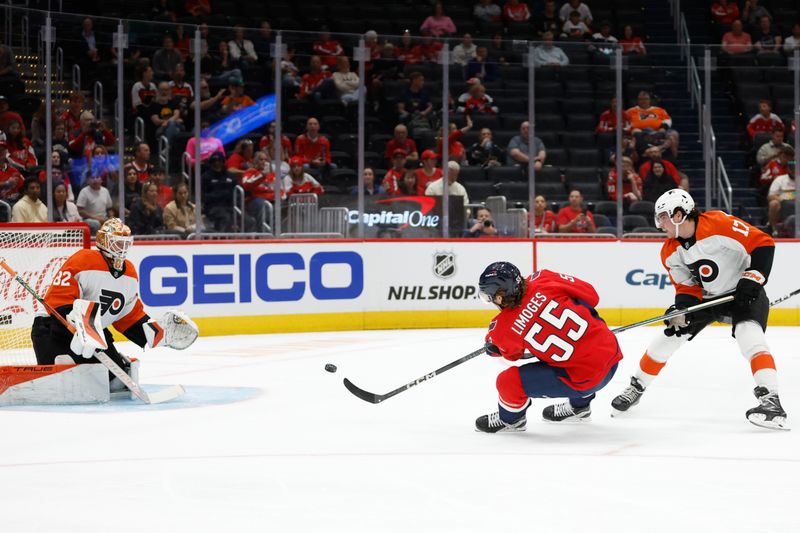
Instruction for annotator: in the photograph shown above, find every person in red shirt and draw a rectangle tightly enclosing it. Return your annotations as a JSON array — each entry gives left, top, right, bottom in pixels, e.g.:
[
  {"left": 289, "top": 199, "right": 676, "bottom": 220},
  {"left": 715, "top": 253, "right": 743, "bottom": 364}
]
[
  {"left": 312, "top": 27, "right": 344, "bottom": 70},
  {"left": 60, "top": 91, "right": 85, "bottom": 139},
  {"left": 595, "top": 97, "right": 632, "bottom": 134},
  {"left": 283, "top": 156, "right": 324, "bottom": 197},
  {"left": 436, "top": 117, "right": 472, "bottom": 166},
  {"left": 68, "top": 111, "right": 116, "bottom": 160},
  {"left": 0, "top": 95, "right": 24, "bottom": 136},
  {"left": 396, "top": 30, "right": 423, "bottom": 64},
  {"left": 384, "top": 124, "right": 419, "bottom": 165},
  {"left": 294, "top": 117, "right": 336, "bottom": 178},
  {"left": 148, "top": 168, "right": 173, "bottom": 209},
  {"left": 532, "top": 194, "right": 557, "bottom": 233},
  {"left": 556, "top": 189, "right": 596, "bottom": 233},
  {"left": 414, "top": 150, "right": 442, "bottom": 195},
  {"left": 124, "top": 142, "right": 154, "bottom": 183},
  {"left": 259, "top": 122, "right": 293, "bottom": 162},
  {"left": 638, "top": 146, "right": 683, "bottom": 186},
  {"left": 241, "top": 150, "right": 286, "bottom": 202},
  {"left": 760, "top": 145, "right": 793, "bottom": 189},
  {"left": 475, "top": 262, "right": 623, "bottom": 432},
  {"left": 711, "top": 0, "right": 740, "bottom": 25},
  {"left": 382, "top": 149, "right": 408, "bottom": 194},
  {"left": 503, "top": 0, "right": 531, "bottom": 22},
  {"left": 168, "top": 63, "right": 194, "bottom": 106},
  {"left": 4, "top": 119, "right": 37, "bottom": 174},
  {"left": 0, "top": 141, "right": 24, "bottom": 205},
  {"left": 225, "top": 138, "right": 255, "bottom": 179},
  {"left": 747, "top": 99, "right": 784, "bottom": 140},
  {"left": 417, "top": 32, "right": 444, "bottom": 63},
  {"left": 607, "top": 156, "right": 643, "bottom": 202},
  {"left": 299, "top": 55, "right": 333, "bottom": 101}
]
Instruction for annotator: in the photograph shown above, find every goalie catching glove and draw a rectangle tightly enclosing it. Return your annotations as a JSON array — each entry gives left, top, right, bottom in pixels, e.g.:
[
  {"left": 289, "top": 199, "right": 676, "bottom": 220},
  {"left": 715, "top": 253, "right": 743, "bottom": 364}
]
[
  {"left": 66, "top": 299, "right": 108, "bottom": 358},
  {"left": 144, "top": 310, "right": 199, "bottom": 350}
]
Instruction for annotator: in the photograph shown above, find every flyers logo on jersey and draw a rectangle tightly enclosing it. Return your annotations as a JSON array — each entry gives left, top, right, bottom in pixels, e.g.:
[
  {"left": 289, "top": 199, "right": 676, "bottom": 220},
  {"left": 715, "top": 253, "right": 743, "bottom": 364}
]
[
  {"left": 99, "top": 290, "right": 125, "bottom": 316},
  {"left": 688, "top": 259, "right": 720, "bottom": 285}
]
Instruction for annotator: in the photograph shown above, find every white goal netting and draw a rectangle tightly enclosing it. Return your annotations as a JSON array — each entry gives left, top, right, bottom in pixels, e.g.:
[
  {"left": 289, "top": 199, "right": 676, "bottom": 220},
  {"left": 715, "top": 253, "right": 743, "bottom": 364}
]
[{"left": 0, "top": 224, "right": 89, "bottom": 366}]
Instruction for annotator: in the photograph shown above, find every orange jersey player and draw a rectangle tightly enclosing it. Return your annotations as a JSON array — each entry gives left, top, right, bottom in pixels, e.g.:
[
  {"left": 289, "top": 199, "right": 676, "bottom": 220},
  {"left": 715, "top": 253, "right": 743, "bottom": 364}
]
[
  {"left": 611, "top": 189, "right": 788, "bottom": 430},
  {"left": 30, "top": 219, "right": 199, "bottom": 379},
  {"left": 474, "top": 263, "right": 623, "bottom": 432}
]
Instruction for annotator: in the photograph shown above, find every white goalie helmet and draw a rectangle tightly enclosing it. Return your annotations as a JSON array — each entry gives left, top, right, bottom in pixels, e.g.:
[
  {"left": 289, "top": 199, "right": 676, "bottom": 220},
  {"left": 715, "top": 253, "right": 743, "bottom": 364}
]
[
  {"left": 653, "top": 189, "right": 695, "bottom": 230},
  {"left": 96, "top": 218, "right": 133, "bottom": 271}
]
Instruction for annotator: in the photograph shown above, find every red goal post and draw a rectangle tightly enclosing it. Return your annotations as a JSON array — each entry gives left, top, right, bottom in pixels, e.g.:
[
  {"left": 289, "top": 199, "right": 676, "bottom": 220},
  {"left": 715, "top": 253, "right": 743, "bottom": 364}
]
[{"left": 0, "top": 223, "right": 90, "bottom": 365}]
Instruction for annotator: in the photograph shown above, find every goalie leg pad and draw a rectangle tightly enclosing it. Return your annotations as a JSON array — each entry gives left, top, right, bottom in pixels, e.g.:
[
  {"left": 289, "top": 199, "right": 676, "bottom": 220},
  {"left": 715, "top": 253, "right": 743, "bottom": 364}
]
[{"left": 0, "top": 364, "right": 110, "bottom": 405}]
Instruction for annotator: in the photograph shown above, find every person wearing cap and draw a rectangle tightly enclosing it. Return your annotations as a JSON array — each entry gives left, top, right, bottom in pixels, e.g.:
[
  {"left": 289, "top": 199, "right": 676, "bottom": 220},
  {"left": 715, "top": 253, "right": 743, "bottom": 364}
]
[
  {"left": 228, "top": 26, "right": 258, "bottom": 67},
  {"left": 382, "top": 150, "right": 409, "bottom": 195},
  {"left": 221, "top": 76, "right": 255, "bottom": 116},
  {"left": 294, "top": 117, "right": 335, "bottom": 178},
  {"left": 0, "top": 140, "right": 24, "bottom": 206},
  {"left": 424, "top": 161, "right": 469, "bottom": 206},
  {"left": 0, "top": 94, "right": 24, "bottom": 136},
  {"left": 313, "top": 27, "right": 344, "bottom": 70},
  {"left": 284, "top": 156, "right": 324, "bottom": 197},
  {"left": 201, "top": 151, "right": 237, "bottom": 232},
  {"left": 384, "top": 124, "right": 419, "bottom": 165},
  {"left": 415, "top": 149, "right": 442, "bottom": 195}
]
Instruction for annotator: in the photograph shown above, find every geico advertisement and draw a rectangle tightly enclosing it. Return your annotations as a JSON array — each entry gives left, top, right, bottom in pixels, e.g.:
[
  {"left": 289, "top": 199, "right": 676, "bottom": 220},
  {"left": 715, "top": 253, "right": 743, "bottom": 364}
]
[
  {"left": 536, "top": 241, "right": 673, "bottom": 307},
  {"left": 125, "top": 241, "right": 535, "bottom": 317}
]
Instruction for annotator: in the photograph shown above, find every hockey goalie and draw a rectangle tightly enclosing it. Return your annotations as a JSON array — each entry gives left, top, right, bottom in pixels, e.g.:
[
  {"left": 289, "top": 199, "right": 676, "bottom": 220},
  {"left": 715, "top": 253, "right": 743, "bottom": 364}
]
[{"left": 10, "top": 219, "right": 198, "bottom": 404}]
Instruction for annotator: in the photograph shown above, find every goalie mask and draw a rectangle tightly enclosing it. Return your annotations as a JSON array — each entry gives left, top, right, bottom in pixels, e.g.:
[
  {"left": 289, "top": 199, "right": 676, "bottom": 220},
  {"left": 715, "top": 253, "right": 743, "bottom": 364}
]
[
  {"left": 96, "top": 218, "right": 133, "bottom": 272},
  {"left": 654, "top": 189, "right": 695, "bottom": 232},
  {"left": 479, "top": 261, "right": 525, "bottom": 309}
]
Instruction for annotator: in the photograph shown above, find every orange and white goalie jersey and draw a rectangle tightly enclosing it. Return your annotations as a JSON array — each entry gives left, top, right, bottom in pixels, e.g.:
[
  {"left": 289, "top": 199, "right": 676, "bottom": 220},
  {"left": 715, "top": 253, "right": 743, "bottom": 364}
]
[
  {"left": 661, "top": 210, "right": 774, "bottom": 299},
  {"left": 39, "top": 248, "right": 147, "bottom": 333}
]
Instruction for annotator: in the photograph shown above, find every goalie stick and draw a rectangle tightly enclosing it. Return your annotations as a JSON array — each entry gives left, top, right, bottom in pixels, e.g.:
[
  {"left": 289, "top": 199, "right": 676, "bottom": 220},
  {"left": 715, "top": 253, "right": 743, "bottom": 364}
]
[
  {"left": 343, "top": 287, "right": 800, "bottom": 404},
  {"left": 0, "top": 259, "right": 185, "bottom": 405}
]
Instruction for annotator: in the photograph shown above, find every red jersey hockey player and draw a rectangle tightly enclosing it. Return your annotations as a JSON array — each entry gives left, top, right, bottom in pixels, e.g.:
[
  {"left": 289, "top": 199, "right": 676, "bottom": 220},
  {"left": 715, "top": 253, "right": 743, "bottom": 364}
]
[
  {"left": 611, "top": 189, "right": 788, "bottom": 430},
  {"left": 475, "top": 262, "right": 623, "bottom": 432},
  {"left": 30, "top": 219, "right": 199, "bottom": 383}
]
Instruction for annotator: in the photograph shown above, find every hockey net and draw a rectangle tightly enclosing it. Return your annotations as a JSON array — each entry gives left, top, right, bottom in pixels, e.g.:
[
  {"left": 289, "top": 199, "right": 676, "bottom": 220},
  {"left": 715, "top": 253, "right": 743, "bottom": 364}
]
[{"left": 0, "top": 224, "right": 90, "bottom": 365}]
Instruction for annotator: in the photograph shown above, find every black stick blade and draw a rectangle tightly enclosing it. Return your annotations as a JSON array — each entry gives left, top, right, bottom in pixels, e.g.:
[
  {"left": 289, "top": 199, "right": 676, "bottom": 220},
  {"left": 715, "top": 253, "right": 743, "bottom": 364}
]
[{"left": 343, "top": 378, "right": 383, "bottom": 404}]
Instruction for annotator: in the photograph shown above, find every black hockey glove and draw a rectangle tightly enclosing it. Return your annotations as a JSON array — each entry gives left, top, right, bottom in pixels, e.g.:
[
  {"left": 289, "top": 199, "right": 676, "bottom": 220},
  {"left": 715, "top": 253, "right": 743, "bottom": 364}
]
[
  {"left": 734, "top": 270, "right": 765, "bottom": 310},
  {"left": 663, "top": 304, "right": 692, "bottom": 338},
  {"left": 485, "top": 341, "right": 502, "bottom": 357}
]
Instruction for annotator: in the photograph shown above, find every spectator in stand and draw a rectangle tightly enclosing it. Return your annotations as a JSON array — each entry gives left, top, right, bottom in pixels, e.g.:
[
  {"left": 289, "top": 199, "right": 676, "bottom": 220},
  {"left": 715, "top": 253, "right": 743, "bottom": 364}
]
[
  {"left": 0, "top": 141, "right": 23, "bottom": 204},
  {"left": 452, "top": 34, "right": 477, "bottom": 66},
  {"left": 260, "top": 121, "right": 293, "bottom": 162},
  {"left": 742, "top": 0, "right": 771, "bottom": 30},
  {"left": 0, "top": 95, "right": 22, "bottom": 138},
  {"left": 68, "top": 111, "right": 116, "bottom": 160},
  {"left": 425, "top": 161, "right": 470, "bottom": 205},
  {"left": 76, "top": 18, "right": 102, "bottom": 77},
  {"left": 503, "top": 0, "right": 531, "bottom": 23},
  {"left": 533, "top": 32, "right": 570, "bottom": 67},
  {"left": 507, "top": 120, "right": 546, "bottom": 169},
  {"left": 40, "top": 150, "right": 74, "bottom": 200},
  {"left": 0, "top": 40, "right": 19, "bottom": 81},
  {"left": 120, "top": 166, "right": 143, "bottom": 216},
  {"left": 190, "top": 79, "right": 226, "bottom": 123},
  {"left": 711, "top": 0, "right": 740, "bottom": 27},
  {"left": 332, "top": 56, "right": 361, "bottom": 106},
  {"left": 382, "top": 149, "right": 408, "bottom": 194},
  {"left": 721, "top": 20, "right": 753, "bottom": 55},
  {"left": 228, "top": 26, "right": 258, "bottom": 68},
  {"left": 148, "top": 82, "right": 185, "bottom": 146},
  {"left": 221, "top": 76, "right": 255, "bottom": 116},
  {"left": 369, "top": 43, "right": 404, "bottom": 109},
  {"left": 533, "top": 194, "right": 557, "bottom": 233},
  {"left": 29, "top": 102, "right": 53, "bottom": 150},
  {"left": 364, "top": 30, "right": 381, "bottom": 65},
  {"left": 465, "top": 206, "right": 499, "bottom": 238},
  {"left": 4, "top": 119, "right": 36, "bottom": 174},
  {"left": 436, "top": 117, "right": 472, "bottom": 166},
  {"left": 184, "top": 123, "right": 225, "bottom": 166},
  {"left": 398, "top": 72, "right": 434, "bottom": 134},
  {"left": 487, "top": 33, "right": 513, "bottom": 65},
  {"left": 131, "top": 64, "right": 157, "bottom": 116},
  {"left": 417, "top": 32, "right": 444, "bottom": 64},
  {"left": 151, "top": 0, "right": 177, "bottom": 21},
  {"left": 747, "top": 99, "right": 783, "bottom": 140},
  {"left": 627, "top": 91, "right": 678, "bottom": 155},
  {"left": 280, "top": 47, "right": 302, "bottom": 94},
  {"left": 313, "top": 27, "right": 344, "bottom": 70},
  {"left": 225, "top": 138, "right": 255, "bottom": 179},
  {"left": 620, "top": 25, "right": 647, "bottom": 56},
  {"left": 51, "top": 121, "right": 70, "bottom": 154},
  {"left": 468, "top": 127, "right": 505, "bottom": 168},
  {"left": 11, "top": 177, "right": 47, "bottom": 222},
  {"left": 173, "top": 24, "right": 191, "bottom": 60},
  {"left": 60, "top": 92, "right": 85, "bottom": 138},
  {"left": 420, "top": 2, "right": 457, "bottom": 38},
  {"left": 76, "top": 173, "right": 113, "bottom": 233},
  {"left": 89, "top": 145, "right": 118, "bottom": 194},
  {"left": 299, "top": 55, "right": 332, "bottom": 102},
  {"left": 474, "top": 0, "right": 502, "bottom": 24},
  {"left": 457, "top": 82, "right": 498, "bottom": 115},
  {"left": 52, "top": 181, "right": 81, "bottom": 223},
  {"left": 596, "top": 97, "right": 632, "bottom": 134},
  {"left": 757, "top": 128, "right": 791, "bottom": 168},
  {"left": 152, "top": 35, "right": 183, "bottom": 80},
  {"left": 589, "top": 21, "right": 618, "bottom": 59},
  {"left": 753, "top": 16, "right": 782, "bottom": 55},
  {"left": 562, "top": 10, "right": 591, "bottom": 40},
  {"left": 466, "top": 46, "right": 500, "bottom": 83},
  {"left": 767, "top": 166, "right": 796, "bottom": 235},
  {"left": 206, "top": 41, "right": 244, "bottom": 86},
  {"left": 642, "top": 161, "right": 679, "bottom": 203},
  {"left": 557, "top": 189, "right": 596, "bottom": 234},
  {"left": 163, "top": 182, "right": 198, "bottom": 237},
  {"left": 784, "top": 23, "right": 800, "bottom": 56},
  {"left": 294, "top": 117, "right": 335, "bottom": 178},
  {"left": 240, "top": 150, "right": 286, "bottom": 207},
  {"left": 149, "top": 167, "right": 172, "bottom": 208},
  {"left": 384, "top": 124, "right": 418, "bottom": 165},
  {"left": 127, "top": 180, "right": 165, "bottom": 235},
  {"left": 639, "top": 145, "right": 688, "bottom": 190},
  {"left": 253, "top": 21, "right": 274, "bottom": 63},
  {"left": 607, "top": 156, "right": 643, "bottom": 203},
  {"left": 760, "top": 145, "right": 793, "bottom": 191},
  {"left": 284, "top": 155, "right": 324, "bottom": 197},
  {"left": 534, "top": 0, "right": 562, "bottom": 38},
  {"left": 559, "top": 0, "right": 593, "bottom": 26},
  {"left": 168, "top": 63, "right": 194, "bottom": 109},
  {"left": 398, "top": 164, "right": 419, "bottom": 195},
  {"left": 201, "top": 152, "right": 236, "bottom": 232},
  {"left": 351, "top": 167, "right": 386, "bottom": 196},
  {"left": 396, "top": 31, "right": 421, "bottom": 65},
  {"left": 185, "top": 0, "right": 211, "bottom": 17},
  {"left": 415, "top": 149, "right": 442, "bottom": 194}
]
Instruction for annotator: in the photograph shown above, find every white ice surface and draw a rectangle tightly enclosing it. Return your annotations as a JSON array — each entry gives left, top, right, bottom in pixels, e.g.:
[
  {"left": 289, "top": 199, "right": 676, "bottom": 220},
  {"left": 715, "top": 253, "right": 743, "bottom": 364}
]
[{"left": 1, "top": 326, "right": 799, "bottom": 533}]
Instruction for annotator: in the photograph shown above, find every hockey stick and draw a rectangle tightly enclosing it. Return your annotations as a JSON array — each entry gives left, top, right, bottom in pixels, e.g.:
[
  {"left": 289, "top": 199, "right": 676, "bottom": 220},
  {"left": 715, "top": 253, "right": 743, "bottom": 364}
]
[
  {"left": 343, "top": 287, "right": 800, "bottom": 404},
  {"left": 0, "top": 259, "right": 185, "bottom": 405}
]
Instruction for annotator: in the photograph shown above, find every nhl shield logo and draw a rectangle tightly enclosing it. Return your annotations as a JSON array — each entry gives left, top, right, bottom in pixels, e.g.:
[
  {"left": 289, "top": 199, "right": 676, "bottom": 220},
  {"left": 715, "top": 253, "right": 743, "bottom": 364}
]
[{"left": 433, "top": 252, "right": 456, "bottom": 279}]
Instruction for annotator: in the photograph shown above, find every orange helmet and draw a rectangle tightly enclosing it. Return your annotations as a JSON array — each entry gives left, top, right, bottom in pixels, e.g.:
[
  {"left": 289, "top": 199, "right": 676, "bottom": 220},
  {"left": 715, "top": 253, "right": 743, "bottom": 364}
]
[{"left": 96, "top": 218, "right": 133, "bottom": 271}]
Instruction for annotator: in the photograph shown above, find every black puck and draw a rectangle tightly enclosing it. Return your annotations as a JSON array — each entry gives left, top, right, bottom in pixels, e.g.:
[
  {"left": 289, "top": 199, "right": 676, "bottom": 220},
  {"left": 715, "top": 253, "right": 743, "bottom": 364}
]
[{"left": 325, "top": 363, "right": 337, "bottom": 373}]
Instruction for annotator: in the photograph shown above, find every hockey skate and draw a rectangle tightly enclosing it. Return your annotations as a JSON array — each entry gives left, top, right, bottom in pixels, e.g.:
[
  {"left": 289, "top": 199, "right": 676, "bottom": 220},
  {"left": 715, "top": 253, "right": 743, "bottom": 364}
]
[
  {"left": 475, "top": 412, "right": 527, "bottom": 433},
  {"left": 610, "top": 376, "right": 646, "bottom": 416},
  {"left": 746, "top": 386, "right": 789, "bottom": 431},
  {"left": 542, "top": 402, "right": 591, "bottom": 422}
]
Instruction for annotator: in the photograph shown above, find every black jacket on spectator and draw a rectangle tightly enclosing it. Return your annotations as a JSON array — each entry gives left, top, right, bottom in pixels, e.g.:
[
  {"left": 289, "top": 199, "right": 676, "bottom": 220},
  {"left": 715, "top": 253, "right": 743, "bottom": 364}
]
[
  {"left": 201, "top": 166, "right": 237, "bottom": 232},
  {"left": 642, "top": 172, "right": 678, "bottom": 203},
  {"left": 468, "top": 141, "right": 505, "bottom": 167},
  {"left": 127, "top": 198, "right": 164, "bottom": 235}
]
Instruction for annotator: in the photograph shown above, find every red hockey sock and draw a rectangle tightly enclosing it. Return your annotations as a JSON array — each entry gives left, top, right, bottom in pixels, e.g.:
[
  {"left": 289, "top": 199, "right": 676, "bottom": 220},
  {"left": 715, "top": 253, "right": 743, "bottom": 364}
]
[{"left": 496, "top": 366, "right": 529, "bottom": 412}]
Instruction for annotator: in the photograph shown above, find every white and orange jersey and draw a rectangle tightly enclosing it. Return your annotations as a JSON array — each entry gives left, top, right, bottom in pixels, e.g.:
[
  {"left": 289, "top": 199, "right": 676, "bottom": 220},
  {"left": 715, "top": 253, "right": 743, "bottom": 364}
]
[
  {"left": 40, "top": 249, "right": 147, "bottom": 333},
  {"left": 661, "top": 210, "right": 774, "bottom": 299}
]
